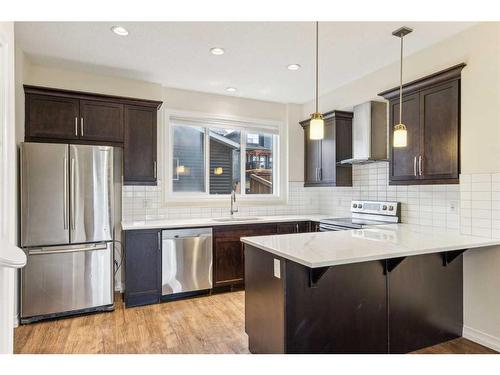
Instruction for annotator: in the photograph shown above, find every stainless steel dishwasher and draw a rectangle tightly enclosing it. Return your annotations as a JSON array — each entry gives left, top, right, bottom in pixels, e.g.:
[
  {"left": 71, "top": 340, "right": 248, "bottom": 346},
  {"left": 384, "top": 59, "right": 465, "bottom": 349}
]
[{"left": 161, "top": 227, "right": 213, "bottom": 297}]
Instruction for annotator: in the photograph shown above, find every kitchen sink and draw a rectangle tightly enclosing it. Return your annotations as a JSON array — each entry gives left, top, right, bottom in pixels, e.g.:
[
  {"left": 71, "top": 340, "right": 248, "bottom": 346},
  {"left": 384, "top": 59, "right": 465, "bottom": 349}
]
[{"left": 212, "top": 217, "right": 261, "bottom": 222}]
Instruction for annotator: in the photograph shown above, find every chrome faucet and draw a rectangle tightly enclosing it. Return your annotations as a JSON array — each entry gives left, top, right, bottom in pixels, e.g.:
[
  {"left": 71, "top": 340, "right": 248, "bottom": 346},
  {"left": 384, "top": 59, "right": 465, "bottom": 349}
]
[{"left": 230, "top": 189, "right": 239, "bottom": 216}]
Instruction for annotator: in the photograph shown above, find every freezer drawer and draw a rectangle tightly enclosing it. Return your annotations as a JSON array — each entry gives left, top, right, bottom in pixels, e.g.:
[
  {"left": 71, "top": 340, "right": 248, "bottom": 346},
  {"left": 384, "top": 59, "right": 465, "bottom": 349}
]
[
  {"left": 162, "top": 228, "right": 213, "bottom": 295},
  {"left": 21, "top": 242, "right": 114, "bottom": 320}
]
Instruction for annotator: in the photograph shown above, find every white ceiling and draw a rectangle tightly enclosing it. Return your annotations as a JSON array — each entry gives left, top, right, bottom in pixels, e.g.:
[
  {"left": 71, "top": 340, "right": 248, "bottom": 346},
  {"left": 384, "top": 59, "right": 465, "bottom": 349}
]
[{"left": 15, "top": 22, "right": 475, "bottom": 104}]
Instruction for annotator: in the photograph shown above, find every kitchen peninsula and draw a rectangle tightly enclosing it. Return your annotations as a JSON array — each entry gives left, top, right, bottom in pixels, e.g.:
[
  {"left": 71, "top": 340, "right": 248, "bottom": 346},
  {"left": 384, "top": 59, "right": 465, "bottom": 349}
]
[{"left": 242, "top": 225, "right": 500, "bottom": 354}]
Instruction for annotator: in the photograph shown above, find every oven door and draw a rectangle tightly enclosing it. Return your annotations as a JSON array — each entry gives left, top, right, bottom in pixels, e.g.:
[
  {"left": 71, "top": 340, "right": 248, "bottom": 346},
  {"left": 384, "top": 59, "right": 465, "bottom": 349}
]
[{"left": 319, "top": 223, "right": 353, "bottom": 231}]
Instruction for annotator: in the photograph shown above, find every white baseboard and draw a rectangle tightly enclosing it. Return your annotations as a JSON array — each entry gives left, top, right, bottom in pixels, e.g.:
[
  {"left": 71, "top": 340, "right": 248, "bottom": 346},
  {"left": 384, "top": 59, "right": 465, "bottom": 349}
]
[
  {"left": 13, "top": 313, "right": 18, "bottom": 328},
  {"left": 463, "top": 325, "right": 500, "bottom": 352}
]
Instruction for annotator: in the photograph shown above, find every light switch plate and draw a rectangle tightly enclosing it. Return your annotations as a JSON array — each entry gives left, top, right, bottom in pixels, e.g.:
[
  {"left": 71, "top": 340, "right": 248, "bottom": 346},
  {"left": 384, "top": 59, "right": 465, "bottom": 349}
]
[{"left": 273, "top": 259, "right": 281, "bottom": 279}]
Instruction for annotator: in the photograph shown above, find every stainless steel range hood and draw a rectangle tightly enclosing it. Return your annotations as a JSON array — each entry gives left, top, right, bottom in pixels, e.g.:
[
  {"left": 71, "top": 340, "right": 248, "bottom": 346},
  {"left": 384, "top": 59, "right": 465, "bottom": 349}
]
[{"left": 341, "top": 101, "right": 388, "bottom": 165}]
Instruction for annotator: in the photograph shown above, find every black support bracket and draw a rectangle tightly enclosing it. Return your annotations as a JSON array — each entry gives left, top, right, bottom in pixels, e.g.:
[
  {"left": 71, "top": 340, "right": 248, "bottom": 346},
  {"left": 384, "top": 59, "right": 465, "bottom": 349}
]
[
  {"left": 442, "top": 249, "right": 467, "bottom": 266},
  {"left": 309, "top": 267, "right": 330, "bottom": 288},
  {"left": 384, "top": 257, "right": 407, "bottom": 274}
]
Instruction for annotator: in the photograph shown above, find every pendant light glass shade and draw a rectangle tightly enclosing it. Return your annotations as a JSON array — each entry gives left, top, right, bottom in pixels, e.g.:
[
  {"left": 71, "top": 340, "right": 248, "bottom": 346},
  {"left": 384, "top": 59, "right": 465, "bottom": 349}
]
[
  {"left": 310, "top": 112, "right": 325, "bottom": 140},
  {"left": 392, "top": 26, "right": 412, "bottom": 148},
  {"left": 393, "top": 123, "right": 407, "bottom": 148},
  {"left": 309, "top": 22, "right": 324, "bottom": 140}
]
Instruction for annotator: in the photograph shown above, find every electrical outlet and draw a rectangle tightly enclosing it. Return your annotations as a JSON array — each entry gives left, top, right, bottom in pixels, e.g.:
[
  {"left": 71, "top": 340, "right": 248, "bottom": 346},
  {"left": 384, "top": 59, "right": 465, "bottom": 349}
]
[
  {"left": 273, "top": 259, "right": 281, "bottom": 279},
  {"left": 449, "top": 200, "right": 458, "bottom": 213},
  {"left": 143, "top": 199, "right": 149, "bottom": 208}
]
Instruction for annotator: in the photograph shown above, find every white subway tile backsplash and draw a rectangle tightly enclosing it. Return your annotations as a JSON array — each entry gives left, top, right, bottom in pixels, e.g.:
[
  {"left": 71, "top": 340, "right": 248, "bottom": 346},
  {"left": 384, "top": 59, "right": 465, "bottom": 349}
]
[
  {"left": 122, "top": 164, "right": 500, "bottom": 241},
  {"left": 471, "top": 174, "right": 491, "bottom": 183}
]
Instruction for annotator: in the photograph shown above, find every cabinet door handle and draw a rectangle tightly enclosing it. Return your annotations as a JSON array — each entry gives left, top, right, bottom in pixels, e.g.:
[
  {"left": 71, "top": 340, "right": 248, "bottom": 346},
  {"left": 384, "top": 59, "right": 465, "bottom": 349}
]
[
  {"left": 157, "top": 231, "right": 161, "bottom": 251},
  {"left": 74, "top": 117, "right": 78, "bottom": 136},
  {"left": 296, "top": 223, "right": 299, "bottom": 233},
  {"left": 153, "top": 161, "right": 157, "bottom": 179},
  {"left": 413, "top": 156, "right": 417, "bottom": 177},
  {"left": 418, "top": 155, "right": 423, "bottom": 176},
  {"left": 319, "top": 168, "right": 322, "bottom": 181},
  {"left": 80, "top": 117, "right": 84, "bottom": 137}
]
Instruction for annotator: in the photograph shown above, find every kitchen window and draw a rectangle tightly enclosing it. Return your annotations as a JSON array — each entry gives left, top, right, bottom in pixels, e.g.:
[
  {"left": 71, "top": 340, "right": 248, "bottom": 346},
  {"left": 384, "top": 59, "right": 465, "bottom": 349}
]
[{"left": 166, "top": 114, "right": 283, "bottom": 204}]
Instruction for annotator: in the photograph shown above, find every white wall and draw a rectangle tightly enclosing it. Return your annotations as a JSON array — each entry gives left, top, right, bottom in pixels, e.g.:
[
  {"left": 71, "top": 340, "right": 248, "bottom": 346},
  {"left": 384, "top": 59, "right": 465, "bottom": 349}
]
[
  {"left": 303, "top": 22, "right": 500, "bottom": 350},
  {"left": 0, "top": 21, "right": 17, "bottom": 354}
]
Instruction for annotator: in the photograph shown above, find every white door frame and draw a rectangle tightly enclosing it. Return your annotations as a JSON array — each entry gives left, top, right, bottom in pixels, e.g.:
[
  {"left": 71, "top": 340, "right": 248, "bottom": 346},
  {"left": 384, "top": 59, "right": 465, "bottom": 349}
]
[{"left": 0, "top": 22, "right": 17, "bottom": 355}]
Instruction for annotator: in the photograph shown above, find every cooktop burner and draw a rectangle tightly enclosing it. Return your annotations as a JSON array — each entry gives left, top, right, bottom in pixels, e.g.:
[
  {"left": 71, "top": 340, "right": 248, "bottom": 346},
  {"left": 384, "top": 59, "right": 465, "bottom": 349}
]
[
  {"left": 319, "top": 200, "right": 401, "bottom": 231},
  {"left": 320, "top": 217, "right": 390, "bottom": 229}
]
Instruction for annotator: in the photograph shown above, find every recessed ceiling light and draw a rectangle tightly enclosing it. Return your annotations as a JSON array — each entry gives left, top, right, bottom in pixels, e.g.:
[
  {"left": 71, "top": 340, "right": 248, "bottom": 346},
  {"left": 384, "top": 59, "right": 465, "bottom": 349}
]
[
  {"left": 287, "top": 64, "right": 301, "bottom": 71},
  {"left": 111, "top": 26, "right": 129, "bottom": 36},
  {"left": 210, "top": 47, "right": 225, "bottom": 55},
  {"left": 226, "top": 87, "right": 237, "bottom": 93}
]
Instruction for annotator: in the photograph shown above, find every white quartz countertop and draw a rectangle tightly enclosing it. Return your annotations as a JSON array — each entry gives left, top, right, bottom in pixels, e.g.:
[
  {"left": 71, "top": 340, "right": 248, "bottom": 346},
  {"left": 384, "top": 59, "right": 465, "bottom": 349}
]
[
  {"left": 122, "top": 215, "right": 328, "bottom": 230},
  {"left": 0, "top": 239, "right": 27, "bottom": 269},
  {"left": 241, "top": 224, "right": 500, "bottom": 268}
]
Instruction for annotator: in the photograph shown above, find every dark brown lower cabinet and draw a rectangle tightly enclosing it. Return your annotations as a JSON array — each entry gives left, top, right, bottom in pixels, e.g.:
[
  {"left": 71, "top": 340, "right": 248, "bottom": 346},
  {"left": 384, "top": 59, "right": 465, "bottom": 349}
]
[
  {"left": 245, "top": 245, "right": 465, "bottom": 354},
  {"left": 213, "top": 224, "right": 277, "bottom": 287},
  {"left": 276, "top": 221, "right": 310, "bottom": 234},
  {"left": 387, "top": 252, "right": 463, "bottom": 353},
  {"left": 310, "top": 221, "right": 321, "bottom": 232},
  {"left": 213, "top": 222, "right": 313, "bottom": 288},
  {"left": 124, "top": 229, "right": 162, "bottom": 307}
]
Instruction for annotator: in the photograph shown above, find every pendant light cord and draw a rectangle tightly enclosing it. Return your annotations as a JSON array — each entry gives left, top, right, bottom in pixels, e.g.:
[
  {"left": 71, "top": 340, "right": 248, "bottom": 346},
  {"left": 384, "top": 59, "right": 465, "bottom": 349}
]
[
  {"left": 399, "top": 33, "right": 403, "bottom": 125},
  {"left": 315, "top": 21, "right": 319, "bottom": 114}
]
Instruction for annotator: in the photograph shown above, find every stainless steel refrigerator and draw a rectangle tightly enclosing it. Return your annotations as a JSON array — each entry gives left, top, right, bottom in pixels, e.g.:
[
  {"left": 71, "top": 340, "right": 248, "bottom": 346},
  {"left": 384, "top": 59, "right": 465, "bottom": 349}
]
[{"left": 20, "top": 142, "right": 115, "bottom": 323}]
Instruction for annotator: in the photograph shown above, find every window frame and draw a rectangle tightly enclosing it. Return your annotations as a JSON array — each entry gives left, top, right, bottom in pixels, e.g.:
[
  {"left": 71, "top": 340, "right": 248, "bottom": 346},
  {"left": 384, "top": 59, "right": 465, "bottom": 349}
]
[{"left": 162, "top": 109, "right": 287, "bottom": 206}]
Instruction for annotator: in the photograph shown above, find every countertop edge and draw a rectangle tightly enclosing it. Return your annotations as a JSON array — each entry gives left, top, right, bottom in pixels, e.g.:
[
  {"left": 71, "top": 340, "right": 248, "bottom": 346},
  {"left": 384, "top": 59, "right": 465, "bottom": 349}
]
[
  {"left": 122, "top": 215, "right": 326, "bottom": 231},
  {"left": 240, "top": 234, "right": 500, "bottom": 269}
]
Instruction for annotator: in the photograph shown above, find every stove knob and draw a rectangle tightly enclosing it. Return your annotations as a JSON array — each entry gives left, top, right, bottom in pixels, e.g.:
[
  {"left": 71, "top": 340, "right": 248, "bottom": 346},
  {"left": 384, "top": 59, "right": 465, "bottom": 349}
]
[
  {"left": 358, "top": 204, "right": 362, "bottom": 209},
  {"left": 382, "top": 205, "right": 387, "bottom": 210},
  {"left": 389, "top": 206, "right": 394, "bottom": 211},
  {"left": 353, "top": 204, "right": 358, "bottom": 208}
]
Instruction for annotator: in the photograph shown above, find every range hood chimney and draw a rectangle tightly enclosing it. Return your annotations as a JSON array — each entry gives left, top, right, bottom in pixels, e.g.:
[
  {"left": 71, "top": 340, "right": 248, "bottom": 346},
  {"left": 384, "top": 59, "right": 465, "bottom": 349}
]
[{"left": 341, "top": 101, "right": 388, "bottom": 165}]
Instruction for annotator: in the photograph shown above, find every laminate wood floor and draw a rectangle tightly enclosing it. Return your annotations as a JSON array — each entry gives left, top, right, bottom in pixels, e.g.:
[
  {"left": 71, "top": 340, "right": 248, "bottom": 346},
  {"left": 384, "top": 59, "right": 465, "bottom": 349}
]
[{"left": 14, "top": 291, "right": 496, "bottom": 354}]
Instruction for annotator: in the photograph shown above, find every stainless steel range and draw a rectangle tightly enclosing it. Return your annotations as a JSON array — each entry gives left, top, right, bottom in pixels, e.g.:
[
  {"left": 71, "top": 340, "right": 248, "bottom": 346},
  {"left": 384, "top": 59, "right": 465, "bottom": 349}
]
[{"left": 319, "top": 200, "right": 401, "bottom": 231}]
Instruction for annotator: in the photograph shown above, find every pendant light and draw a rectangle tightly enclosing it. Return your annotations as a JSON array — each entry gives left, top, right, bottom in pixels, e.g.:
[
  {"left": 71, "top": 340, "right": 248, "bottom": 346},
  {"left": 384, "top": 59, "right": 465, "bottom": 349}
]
[
  {"left": 392, "top": 26, "right": 413, "bottom": 148},
  {"left": 309, "top": 21, "right": 324, "bottom": 140}
]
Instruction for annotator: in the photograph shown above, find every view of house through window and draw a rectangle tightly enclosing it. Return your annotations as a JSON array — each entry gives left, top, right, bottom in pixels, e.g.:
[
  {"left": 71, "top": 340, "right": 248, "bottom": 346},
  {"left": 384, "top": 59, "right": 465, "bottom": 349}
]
[
  {"left": 171, "top": 119, "right": 277, "bottom": 197},
  {"left": 245, "top": 132, "right": 273, "bottom": 194},
  {"left": 172, "top": 125, "right": 205, "bottom": 193},
  {"left": 209, "top": 128, "right": 241, "bottom": 195}
]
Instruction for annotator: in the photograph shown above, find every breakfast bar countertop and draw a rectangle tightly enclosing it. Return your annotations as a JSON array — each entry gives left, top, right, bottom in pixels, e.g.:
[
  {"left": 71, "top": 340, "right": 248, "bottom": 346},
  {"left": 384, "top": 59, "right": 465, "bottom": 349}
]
[{"left": 241, "top": 224, "right": 500, "bottom": 268}]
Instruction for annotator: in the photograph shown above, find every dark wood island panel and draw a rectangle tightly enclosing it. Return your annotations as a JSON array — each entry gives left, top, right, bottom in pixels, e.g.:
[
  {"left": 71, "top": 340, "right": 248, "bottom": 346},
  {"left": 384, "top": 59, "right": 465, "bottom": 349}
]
[{"left": 244, "top": 244, "right": 465, "bottom": 354}]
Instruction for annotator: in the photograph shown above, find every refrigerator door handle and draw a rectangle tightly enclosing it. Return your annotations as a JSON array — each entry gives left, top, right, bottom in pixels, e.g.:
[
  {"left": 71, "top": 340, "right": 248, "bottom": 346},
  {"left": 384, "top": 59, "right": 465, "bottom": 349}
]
[
  {"left": 70, "top": 157, "right": 76, "bottom": 231},
  {"left": 27, "top": 243, "right": 108, "bottom": 255},
  {"left": 63, "top": 157, "right": 68, "bottom": 229}
]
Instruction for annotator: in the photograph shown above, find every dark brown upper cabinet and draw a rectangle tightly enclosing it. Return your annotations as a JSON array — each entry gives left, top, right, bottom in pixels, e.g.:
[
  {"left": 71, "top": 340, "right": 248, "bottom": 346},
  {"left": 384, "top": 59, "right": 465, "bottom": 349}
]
[
  {"left": 26, "top": 94, "right": 80, "bottom": 140},
  {"left": 24, "top": 85, "right": 162, "bottom": 185},
  {"left": 124, "top": 105, "right": 158, "bottom": 185},
  {"left": 300, "top": 110, "right": 353, "bottom": 187},
  {"left": 379, "top": 63, "right": 464, "bottom": 185},
  {"left": 79, "top": 100, "right": 124, "bottom": 143}
]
